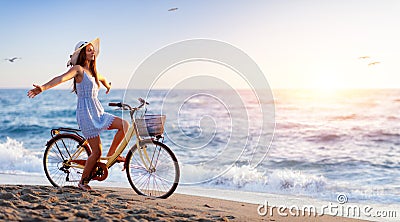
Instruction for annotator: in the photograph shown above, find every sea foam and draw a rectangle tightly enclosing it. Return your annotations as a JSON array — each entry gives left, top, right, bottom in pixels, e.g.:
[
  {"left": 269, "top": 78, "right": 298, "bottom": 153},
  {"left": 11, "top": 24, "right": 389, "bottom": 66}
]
[{"left": 0, "top": 137, "right": 42, "bottom": 174}]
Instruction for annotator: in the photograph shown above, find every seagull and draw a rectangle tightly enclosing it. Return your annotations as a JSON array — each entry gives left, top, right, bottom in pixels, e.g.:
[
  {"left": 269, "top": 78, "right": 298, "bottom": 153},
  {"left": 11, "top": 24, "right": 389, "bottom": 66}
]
[
  {"left": 358, "top": 56, "right": 370, "bottom": 59},
  {"left": 168, "top": 7, "right": 178, "bottom": 12},
  {"left": 4, "top": 57, "right": 21, "bottom": 63},
  {"left": 368, "top": 61, "right": 380, "bottom": 66}
]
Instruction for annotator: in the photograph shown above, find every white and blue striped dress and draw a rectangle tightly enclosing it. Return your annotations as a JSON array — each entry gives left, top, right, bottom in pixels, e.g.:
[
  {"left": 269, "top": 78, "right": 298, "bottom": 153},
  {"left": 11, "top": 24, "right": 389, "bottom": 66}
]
[{"left": 76, "top": 72, "right": 115, "bottom": 139}]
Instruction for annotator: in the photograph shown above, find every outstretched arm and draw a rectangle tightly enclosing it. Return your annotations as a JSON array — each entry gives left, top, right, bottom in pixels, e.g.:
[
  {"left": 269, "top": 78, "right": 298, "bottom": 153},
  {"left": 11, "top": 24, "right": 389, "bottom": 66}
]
[
  {"left": 99, "top": 74, "right": 111, "bottom": 94},
  {"left": 27, "top": 66, "right": 80, "bottom": 98}
]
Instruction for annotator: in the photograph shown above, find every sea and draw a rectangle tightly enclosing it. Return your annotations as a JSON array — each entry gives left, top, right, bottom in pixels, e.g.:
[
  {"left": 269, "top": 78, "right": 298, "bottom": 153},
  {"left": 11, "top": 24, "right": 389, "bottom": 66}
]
[{"left": 1, "top": 88, "right": 400, "bottom": 211}]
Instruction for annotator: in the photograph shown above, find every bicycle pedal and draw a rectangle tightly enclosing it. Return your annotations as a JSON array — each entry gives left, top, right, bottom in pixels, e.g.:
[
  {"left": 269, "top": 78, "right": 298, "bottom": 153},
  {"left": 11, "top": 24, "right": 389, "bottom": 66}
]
[{"left": 115, "top": 156, "right": 126, "bottom": 163}]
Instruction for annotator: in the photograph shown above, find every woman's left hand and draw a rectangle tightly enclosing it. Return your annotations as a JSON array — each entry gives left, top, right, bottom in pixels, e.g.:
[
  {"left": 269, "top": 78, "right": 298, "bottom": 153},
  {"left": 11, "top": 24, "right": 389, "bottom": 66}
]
[{"left": 106, "top": 82, "right": 111, "bottom": 94}]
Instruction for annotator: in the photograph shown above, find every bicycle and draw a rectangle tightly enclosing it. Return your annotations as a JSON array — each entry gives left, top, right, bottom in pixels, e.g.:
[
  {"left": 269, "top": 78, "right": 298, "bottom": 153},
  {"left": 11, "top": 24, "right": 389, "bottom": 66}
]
[{"left": 43, "top": 98, "right": 180, "bottom": 198}]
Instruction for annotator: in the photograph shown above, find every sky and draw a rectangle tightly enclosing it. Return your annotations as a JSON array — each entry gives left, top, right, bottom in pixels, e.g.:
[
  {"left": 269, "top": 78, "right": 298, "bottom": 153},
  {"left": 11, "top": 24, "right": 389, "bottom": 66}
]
[{"left": 1, "top": 0, "right": 399, "bottom": 90}]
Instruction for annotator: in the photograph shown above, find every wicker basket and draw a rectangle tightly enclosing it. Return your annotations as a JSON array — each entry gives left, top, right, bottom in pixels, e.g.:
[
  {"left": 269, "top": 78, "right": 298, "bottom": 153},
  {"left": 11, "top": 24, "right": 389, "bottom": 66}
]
[{"left": 135, "top": 115, "right": 166, "bottom": 137}]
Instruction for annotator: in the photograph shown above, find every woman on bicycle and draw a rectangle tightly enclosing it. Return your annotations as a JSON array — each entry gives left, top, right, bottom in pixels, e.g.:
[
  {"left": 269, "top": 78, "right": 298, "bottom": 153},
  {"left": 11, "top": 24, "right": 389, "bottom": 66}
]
[{"left": 27, "top": 38, "right": 129, "bottom": 191}]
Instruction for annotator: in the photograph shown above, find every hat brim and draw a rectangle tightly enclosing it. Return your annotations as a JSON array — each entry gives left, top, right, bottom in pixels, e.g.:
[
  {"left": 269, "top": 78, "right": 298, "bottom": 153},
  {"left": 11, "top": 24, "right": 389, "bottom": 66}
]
[{"left": 69, "top": 38, "right": 100, "bottom": 66}]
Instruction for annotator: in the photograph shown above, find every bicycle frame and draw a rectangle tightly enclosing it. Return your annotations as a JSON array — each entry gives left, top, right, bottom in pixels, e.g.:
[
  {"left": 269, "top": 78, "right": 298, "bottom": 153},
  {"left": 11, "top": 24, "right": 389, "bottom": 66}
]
[
  {"left": 102, "top": 118, "right": 154, "bottom": 170},
  {"left": 64, "top": 105, "right": 156, "bottom": 172}
]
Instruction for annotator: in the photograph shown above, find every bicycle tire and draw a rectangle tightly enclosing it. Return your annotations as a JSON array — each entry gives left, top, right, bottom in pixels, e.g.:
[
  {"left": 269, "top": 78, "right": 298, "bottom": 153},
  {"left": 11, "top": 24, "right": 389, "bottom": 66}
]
[
  {"left": 43, "top": 134, "right": 91, "bottom": 187},
  {"left": 125, "top": 140, "right": 180, "bottom": 199}
]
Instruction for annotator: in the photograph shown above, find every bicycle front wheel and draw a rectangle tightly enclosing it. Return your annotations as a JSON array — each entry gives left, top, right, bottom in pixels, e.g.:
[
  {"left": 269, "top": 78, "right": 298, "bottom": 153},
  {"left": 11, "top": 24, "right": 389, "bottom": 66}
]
[
  {"left": 125, "top": 140, "right": 180, "bottom": 198},
  {"left": 43, "top": 134, "right": 90, "bottom": 187}
]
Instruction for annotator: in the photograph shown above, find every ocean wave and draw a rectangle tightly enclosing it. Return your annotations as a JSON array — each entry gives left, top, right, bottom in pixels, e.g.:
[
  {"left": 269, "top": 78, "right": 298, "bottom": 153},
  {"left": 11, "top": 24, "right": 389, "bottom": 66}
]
[
  {"left": 265, "top": 157, "right": 380, "bottom": 170},
  {"left": 387, "top": 115, "right": 399, "bottom": 121},
  {"left": 265, "top": 159, "right": 310, "bottom": 168},
  {"left": 0, "top": 137, "right": 42, "bottom": 174},
  {"left": 305, "top": 133, "right": 344, "bottom": 143},
  {"left": 1, "top": 124, "right": 48, "bottom": 136},
  {"left": 267, "top": 169, "right": 326, "bottom": 193},
  {"left": 42, "top": 109, "right": 76, "bottom": 118},
  {"left": 180, "top": 164, "right": 327, "bottom": 196},
  {"left": 331, "top": 113, "right": 360, "bottom": 121},
  {"left": 275, "top": 121, "right": 311, "bottom": 129},
  {"left": 364, "top": 130, "right": 400, "bottom": 143}
]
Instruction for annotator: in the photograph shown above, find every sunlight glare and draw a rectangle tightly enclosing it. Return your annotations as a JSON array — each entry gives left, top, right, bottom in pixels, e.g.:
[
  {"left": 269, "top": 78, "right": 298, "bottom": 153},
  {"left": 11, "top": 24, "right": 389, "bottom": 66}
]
[{"left": 310, "top": 73, "right": 342, "bottom": 96}]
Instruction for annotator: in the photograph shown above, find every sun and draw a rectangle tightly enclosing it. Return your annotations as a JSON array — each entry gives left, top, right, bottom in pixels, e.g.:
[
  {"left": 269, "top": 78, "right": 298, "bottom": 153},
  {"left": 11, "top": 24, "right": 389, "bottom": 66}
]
[{"left": 310, "top": 74, "right": 342, "bottom": 95}]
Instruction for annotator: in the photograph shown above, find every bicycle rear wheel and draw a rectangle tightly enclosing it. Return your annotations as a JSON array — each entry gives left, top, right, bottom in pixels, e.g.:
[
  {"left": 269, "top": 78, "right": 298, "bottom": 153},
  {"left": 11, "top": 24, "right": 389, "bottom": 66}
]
[
  {"left": 43, "top": 134, "right": 90, "bottom": 187},
  {"left": 125, "top": 140, "right": 180, "bottom": 198}
]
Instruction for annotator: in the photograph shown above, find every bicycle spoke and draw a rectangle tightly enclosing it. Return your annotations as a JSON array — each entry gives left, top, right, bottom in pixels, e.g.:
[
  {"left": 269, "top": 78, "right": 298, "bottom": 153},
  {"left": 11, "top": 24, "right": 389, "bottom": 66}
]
[
  {"left": 136, "top": 172, "right": 151, "bottom": 188},
  {"left": 54, "top": 140, "right": 67, "bottom": 161},
  {"left": 50, "top": 149, "right": 63, "bottom": 162},
  {"left": 54, "top": 171, "right": 64, "bottom": 185},
  {"left": 152, "top": 175, "right": 164, "bottom": 197}
]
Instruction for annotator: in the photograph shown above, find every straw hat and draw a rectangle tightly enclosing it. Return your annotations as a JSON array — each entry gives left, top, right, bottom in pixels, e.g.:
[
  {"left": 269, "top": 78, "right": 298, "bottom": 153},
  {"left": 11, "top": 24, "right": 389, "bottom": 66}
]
[{"left": 68, "top": 38, "right": 100, "bottom": 66}]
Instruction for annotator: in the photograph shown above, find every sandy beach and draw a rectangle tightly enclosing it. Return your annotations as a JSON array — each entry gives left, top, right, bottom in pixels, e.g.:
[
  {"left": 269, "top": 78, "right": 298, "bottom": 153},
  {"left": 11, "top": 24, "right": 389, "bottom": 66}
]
[{"left": 0, "top": 184, "right": 368, "bottom": 221}]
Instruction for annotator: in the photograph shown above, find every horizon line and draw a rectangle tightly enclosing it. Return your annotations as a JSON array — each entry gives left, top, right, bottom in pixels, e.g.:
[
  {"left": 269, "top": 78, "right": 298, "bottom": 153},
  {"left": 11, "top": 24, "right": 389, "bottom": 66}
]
[{"left": 2, "top": 87, "right": 400, "bottom": 90}]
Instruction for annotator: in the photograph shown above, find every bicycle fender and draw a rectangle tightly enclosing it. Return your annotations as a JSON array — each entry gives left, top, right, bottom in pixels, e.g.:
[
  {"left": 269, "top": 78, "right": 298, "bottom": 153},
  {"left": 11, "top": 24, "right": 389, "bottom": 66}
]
[{"left": 46, "top": 133, "right": 86, "bottom": 147}]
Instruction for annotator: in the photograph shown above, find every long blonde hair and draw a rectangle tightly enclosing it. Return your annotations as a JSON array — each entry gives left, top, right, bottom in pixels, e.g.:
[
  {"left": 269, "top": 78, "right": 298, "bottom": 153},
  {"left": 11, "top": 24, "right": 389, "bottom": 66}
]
[{"left": 72, "top": 44, "right": 100, "bottom": 93}]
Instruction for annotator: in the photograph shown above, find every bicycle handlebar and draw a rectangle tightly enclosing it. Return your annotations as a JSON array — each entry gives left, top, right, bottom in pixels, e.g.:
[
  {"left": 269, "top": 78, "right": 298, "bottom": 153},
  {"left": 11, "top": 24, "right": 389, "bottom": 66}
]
[
  {"left": 138, "top": 98, "right": 149, "bottom": 105},
  {"left": 108, "top": 102, "right": 122, "bottom": 107},
  {"left": 108, "top": 98, "right": 149, "bottom": 111}
]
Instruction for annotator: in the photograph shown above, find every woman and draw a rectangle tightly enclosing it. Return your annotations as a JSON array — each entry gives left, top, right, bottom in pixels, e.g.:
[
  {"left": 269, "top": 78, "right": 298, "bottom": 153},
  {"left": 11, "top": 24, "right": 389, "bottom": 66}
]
[{"left": 27, "top": 38, "right": 129, "bottom": 191}]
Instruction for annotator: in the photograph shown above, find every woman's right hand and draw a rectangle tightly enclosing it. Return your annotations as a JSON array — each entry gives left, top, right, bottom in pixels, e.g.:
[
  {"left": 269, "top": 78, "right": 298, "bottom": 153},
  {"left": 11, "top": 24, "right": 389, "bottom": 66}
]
[{"left": 27, "top": 84, "right": 43, "bottom": 98}]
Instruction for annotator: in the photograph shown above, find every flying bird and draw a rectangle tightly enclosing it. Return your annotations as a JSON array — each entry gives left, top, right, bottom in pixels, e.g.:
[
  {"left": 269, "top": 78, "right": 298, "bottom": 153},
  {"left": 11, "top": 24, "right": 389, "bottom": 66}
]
[
  {"left": 168, "top": 7, "right": 178, "bottom": 12},
  {"left": 4, "top": 57, "right": 21, "bottom": 63},
  {"left": 368, "top": 61, "right": 380, "bottom": 66},
  {"left": 358, "top": 56, "right": 370, "bottom": 59}
]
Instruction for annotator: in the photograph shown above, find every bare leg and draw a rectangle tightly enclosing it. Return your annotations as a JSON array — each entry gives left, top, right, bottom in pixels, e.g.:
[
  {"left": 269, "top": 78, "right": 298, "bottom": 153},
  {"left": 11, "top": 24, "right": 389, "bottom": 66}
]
[
  {"left": 80, "top": 136, "right": 102, "bottom": 185},
  {"left": 106, "top": 117, "right": 129, "bottom": 157}
]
